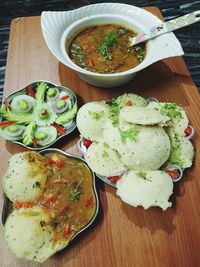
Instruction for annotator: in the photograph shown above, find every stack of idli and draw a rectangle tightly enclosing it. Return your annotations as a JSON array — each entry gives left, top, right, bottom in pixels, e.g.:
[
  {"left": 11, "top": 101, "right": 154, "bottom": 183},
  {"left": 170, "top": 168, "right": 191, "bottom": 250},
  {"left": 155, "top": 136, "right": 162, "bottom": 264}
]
[
  {"left": 2, "top": 152, "right": 67, "bottom": 262},
  {"left": 76, "top": 93, "right": 194, "bottom": 210}
]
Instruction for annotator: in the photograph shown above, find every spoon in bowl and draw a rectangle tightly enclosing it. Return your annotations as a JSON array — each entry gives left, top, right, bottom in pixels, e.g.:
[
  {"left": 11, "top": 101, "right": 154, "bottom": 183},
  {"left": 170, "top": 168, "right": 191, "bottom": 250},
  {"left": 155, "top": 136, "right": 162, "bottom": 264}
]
[{"left": 129, "top": 10, "right": 200, "bottom": 46}]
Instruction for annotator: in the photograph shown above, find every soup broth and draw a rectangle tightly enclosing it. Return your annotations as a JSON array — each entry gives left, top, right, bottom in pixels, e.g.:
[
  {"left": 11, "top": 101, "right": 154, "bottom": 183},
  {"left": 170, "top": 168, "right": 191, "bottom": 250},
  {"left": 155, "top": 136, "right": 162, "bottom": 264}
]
[{"left": 68, "top": 24, "right": 146, "bottom": 74}]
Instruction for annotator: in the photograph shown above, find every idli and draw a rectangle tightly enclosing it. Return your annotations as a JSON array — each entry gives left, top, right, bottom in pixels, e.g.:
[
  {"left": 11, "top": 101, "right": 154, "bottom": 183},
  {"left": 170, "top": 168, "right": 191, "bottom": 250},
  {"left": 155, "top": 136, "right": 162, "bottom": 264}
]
[
  {"left": 103, "top": 119, "right": 132, "bottom": 150},
  {"left": 3, "top": 152, "right": 48, "bottom": 202},
  {"left": 148, "top": 102, "right": 189, "bottom": 136},
  {"left": 104, "top": 123, "right": 171, "bottom": 170},
  {"left": 168, "top": 136, "right": 194, "bottom": 168},
  {"left": 114, "top": 93, "right": 147, "bottom": 108},
  {"left": 4, "top": 205, "right": 65, "bottom": 262},
  {"left": 85, "top": 142, "right": 126, "bottom": 176},
  {"left": 116, "top": 170, "right": 173, "bottom": 210},
  {"left": 120, "top": 106, "right": 170, "bottom": 125},
  {"left": 76, "top": 101, "right": 109, "bottom": 141}
]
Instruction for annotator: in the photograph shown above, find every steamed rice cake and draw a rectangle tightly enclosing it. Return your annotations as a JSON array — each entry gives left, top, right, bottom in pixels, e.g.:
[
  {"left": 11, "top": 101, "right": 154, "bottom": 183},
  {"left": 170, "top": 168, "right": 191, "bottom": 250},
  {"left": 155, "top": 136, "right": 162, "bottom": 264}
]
[
  {"left": 3, "top": 152, "right": 47, "bottom": 202},
  {"left": 168, "top": 135, "right": 194, "bottom": 168},
  {"left": 76, "top": 101, "right": 109, "bottom": 141},
  {"left": 148, "top": 101, "right": 189, "bottom": 136},
  {"left": 116, "top": 170, "right": 173, "bottom": 210},
  {"left": 85, "top": 142, "right": 126, "bottom": 176},
  {"left": 104, "top": 123, "right": 171, "bottom": 171},
  {"left": 115, "top": 93, "right": 147, "bottom": 108},
  {"left": 4, "top": 206, "right": 65, "bottom": 262},
  {"left": 120, "top": 106, "right": 170, "bottom": 125}
]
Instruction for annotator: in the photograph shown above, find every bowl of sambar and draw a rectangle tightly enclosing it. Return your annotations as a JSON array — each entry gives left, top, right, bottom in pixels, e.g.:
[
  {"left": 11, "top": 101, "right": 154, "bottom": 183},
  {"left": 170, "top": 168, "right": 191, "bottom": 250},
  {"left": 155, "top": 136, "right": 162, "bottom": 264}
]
[{"left": 41, "top": 3, "right": 184, "bottom": 88}]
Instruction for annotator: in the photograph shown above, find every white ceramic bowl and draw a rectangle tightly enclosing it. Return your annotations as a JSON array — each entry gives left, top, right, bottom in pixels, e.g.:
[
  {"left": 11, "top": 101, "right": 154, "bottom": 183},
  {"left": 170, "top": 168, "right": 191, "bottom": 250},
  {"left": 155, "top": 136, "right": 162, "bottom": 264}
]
[{"left": 41, "top": 3, "right": 184, "bottom": 88}]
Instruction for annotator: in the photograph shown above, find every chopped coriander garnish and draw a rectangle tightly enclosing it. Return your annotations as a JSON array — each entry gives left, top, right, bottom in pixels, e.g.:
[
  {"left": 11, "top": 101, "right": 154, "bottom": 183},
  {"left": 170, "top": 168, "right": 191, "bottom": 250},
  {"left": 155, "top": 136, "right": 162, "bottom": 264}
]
[
  {"left": 137, "top": 171, "right": 151, "bottom": 181},
  {"left": 137, "top": 171, "right": 147, "bottom": 179},
  {"left": 63, "top": 214, "right": 69, "bottom": 222},
  {"left": 32, "top": 181, "right": 40, "bottom": 188},
  {"left": 20, "top": 211, "right": 40, "bottom": 216},
  {"left": 172, "top": 133, "right": 180, "bottom": 149},
  {"left": 161, "top": 103, "right": 182, "bottom": 120},
  {"left": 102, "top": 150, "right": 109, "bottom": 158},
  {"left": 169, "top": 149, "right": 184, "bottom": 166},
  {"left": 103, "top": 142, "right": 109, "bottom": 148},
  {"left": 88, "top": 111, "right": 104, "bottom": 120},
  {"left": 108, "top": 97, "right": 121, "bottom": 127},
  {"left": 109, "top": 112, "right": 119, "bottom": 127},
  {"left": 119, "top": 127, "right": 138, "bottom": 143},
  {"left": 118, "top": 27, "right": 126, "bottom": 35},
  {"left": 99, "top": 32, "right": 118, "bottom": 60},
  {"left": 70, "top": 41, "right": 86, "bottom": 67},
  {"left": 110, "top": 98, "right": 121, "bottom": 112},
  {"left": 134, "top": 45, "right": 146, "bottom": 62},
  {"left": 70, "top": 182, "right": 82, "bottom": 202},
  {"left": 70, "top": 189, "right": 81, "bottom": 202}
]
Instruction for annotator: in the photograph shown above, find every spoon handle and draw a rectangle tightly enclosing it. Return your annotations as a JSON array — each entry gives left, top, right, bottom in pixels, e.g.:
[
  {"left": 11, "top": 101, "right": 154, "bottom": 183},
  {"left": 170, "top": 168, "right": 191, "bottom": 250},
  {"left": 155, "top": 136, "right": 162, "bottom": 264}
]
[{"left": 129, "top": 10, "right": 200, "bottom": 46}]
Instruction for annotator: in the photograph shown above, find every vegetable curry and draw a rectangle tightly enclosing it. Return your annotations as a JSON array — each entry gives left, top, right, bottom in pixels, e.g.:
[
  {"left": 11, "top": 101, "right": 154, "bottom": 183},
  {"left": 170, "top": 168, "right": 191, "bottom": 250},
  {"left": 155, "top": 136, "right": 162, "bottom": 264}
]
[
  {"left": 14, "top": 153, "right": 97, "bottom": 243},
  {"left": 68, "top": 24, "right": 146, "bottom": 73}
]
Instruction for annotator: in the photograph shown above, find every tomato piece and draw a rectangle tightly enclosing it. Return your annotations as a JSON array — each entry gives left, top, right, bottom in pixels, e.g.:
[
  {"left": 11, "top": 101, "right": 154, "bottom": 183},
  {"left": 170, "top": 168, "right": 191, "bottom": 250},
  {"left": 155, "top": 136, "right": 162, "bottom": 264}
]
[
  {"left": 40, "top": 109, "right": 48, "bottom": 116},
  {"left": 58, "top": 206, "right": 70, "bottom": 217},
  {"left": 53, "top": 179, "right": 70, "bottom": 184},
  {"left": 0, "top": 121, "right": 14, "bottom": 127},
  {"left": 52, "top": 123, "right": 65, "bottom": 135},
  {"left": 47, "top": 154, "right": 65, "bottom": 167},
  {"left": 26, "top": 85, "right": 35, "bottom": 98},
  {"left": 125, "top": 100, "right": 133, "bottom": 106},
  {"left": 33, "top": 138, "right": 38, "bottom": 148},
  {"left": 3, "top": 97, "right": 11, "bottom": 110},
  {"left": 85, "top": 196, "right": 94, "bottom": 208},
  {"left": 64, "top": 223, "right": 71, "bottom": 237},
  {"left": 40, "top": 193, "right": 54, "bottom": 201},
  {"left": 108, "top": 175, "right": 121, "bottom": 184},
  {"left": 87, "top": 58, "right": 94, "bottom": 67},
  {"left": 84, "top": 44, "right": 95, "bottom": 50},
  {"left": 14, "top": 201, "right": 34, "bottom": 209},
  {"left": 166, "top": 170, "right": 180, "bottom": 180},
  {"left": 184, "top": 126, "right": 192, "bottom": 136},
  {"left": 60, "top": 95, "right": 69, "bottom": 100},
  {"left": 13, "top": 201, "right": 22, "bottom": 209},
  {"left": 80, "top": 28, "right": 93, "bottom": 36},
  {"left": 83, "top": 138, "right": 92, "bottom": 148}
]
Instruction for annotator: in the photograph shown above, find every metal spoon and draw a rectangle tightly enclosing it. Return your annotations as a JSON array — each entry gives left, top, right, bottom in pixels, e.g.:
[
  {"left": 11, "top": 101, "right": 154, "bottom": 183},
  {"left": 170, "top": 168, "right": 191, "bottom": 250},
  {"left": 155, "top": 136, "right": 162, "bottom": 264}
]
[{"left": 129, "top": 10, "right": 200, "bottom": 46}]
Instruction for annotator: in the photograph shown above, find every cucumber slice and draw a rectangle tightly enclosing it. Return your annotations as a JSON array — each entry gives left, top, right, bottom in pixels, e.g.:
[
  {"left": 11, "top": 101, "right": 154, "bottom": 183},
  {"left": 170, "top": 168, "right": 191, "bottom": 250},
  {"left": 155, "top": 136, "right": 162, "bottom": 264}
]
[
  {"left": 58, "top": 91, "right": 72, "bottom": 109},
  {"left": 46, "top": 87, "right": 59, "bottom": 101},
  {"left": 11, "top": 95, "right": 35, "bottom": 113},
  {"left": 0, "top": 124, "right": 25, "bottom": 141},
  {"left": 35, "top": 126, "right": 57, "bottom": 146}
]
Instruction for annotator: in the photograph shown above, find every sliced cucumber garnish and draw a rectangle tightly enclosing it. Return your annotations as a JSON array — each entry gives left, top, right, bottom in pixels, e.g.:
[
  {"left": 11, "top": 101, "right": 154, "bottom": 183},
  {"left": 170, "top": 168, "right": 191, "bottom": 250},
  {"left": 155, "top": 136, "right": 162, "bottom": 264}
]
[
  {"left": 11, "top": 95, "right": 35, "bottom": 113},
  {"left": 0, "top": 124, "right": 25, "bottom": 140},
  {"left": 35, "top": 126, "right": 57, "bottom": 146},
  {"left": 46, "top": 87, "right": 59, "bottom": 101}
]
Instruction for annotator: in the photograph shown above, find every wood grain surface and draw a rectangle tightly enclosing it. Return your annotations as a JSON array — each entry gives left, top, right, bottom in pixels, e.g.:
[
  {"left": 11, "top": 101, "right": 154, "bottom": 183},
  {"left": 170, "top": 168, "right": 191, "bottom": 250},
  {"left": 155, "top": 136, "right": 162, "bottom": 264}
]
[{"left": 0, "top": 7, "right": 200, "bottom": 267}]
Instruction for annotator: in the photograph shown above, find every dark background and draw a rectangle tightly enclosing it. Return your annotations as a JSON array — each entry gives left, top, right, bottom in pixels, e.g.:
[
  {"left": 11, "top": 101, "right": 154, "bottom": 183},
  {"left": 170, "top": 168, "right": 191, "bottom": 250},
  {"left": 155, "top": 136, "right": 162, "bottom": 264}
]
[{"left": 0, "top": 0, "right": 200, "bottom": 102}]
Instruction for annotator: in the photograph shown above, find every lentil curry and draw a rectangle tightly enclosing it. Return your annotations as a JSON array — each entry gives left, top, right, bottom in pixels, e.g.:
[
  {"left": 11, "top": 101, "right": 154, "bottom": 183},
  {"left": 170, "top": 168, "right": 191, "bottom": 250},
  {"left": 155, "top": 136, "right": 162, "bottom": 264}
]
[
  {"left": 68, "top": 24, "right": 146, "bottom": 74},
  {"left": 14, "top": 153, "right": 97, "bottom": 243}
]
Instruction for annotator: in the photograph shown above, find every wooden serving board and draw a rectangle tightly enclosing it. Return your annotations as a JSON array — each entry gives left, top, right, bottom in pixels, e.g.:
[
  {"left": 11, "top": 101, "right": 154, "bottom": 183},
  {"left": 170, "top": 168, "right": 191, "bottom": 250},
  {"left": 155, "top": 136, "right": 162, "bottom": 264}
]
[{"left": 1, "top": 6, "right": 200, "bottom": 267}]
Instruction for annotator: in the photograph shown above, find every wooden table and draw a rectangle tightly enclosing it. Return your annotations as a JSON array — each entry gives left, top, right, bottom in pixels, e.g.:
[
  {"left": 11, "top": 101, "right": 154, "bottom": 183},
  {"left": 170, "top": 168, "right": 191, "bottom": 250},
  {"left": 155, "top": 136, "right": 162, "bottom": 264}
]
[{"left": 1, "top": 7, "right": 200, "bottom": 267}]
